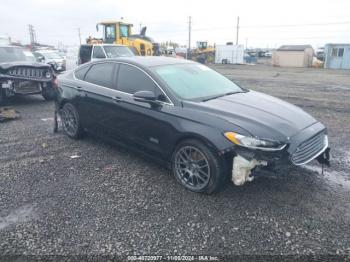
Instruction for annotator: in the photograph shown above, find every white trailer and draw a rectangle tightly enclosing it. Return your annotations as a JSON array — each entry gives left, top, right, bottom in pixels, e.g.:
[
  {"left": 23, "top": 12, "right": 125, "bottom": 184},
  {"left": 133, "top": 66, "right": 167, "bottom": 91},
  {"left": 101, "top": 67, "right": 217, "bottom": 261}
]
[
  {"left": 215, "top": 44, "right": 244, "bottom": 64},
  {"left": 0, "top": 35, "right": 11, "bottom": 46}
]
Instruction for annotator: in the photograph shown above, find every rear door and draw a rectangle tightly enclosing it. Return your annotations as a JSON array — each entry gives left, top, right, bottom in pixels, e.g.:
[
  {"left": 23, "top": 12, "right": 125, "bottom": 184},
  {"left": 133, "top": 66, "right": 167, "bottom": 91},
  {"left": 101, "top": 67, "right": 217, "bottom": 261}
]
[{"left": 76, "top": 62, "right": 120, "bottom": 137}]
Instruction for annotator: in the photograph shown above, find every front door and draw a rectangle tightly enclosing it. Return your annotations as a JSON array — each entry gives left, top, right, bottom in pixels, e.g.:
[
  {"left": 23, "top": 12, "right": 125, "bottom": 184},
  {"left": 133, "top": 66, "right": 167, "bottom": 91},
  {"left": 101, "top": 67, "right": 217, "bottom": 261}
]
[{"left": 110, "top": 63, "right": 176, "bottom": 157}]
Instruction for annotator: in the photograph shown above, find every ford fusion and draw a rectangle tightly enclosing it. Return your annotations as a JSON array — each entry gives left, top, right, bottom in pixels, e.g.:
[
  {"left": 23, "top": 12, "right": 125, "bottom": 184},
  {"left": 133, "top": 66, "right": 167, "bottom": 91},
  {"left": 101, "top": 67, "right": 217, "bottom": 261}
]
[{"left": 55, "top": 57, "right": 330, "bottom": 194}]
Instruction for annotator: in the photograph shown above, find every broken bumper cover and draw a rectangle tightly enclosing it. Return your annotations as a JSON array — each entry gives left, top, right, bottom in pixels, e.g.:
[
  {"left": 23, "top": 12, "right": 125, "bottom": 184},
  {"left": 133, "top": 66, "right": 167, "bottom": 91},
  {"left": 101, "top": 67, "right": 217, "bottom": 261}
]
[
  {"left": 231, "top": 146, "right": 330, "bottom": 186},
  {"left": 228, "top": 122, "right": 330, "bottom": 185}
]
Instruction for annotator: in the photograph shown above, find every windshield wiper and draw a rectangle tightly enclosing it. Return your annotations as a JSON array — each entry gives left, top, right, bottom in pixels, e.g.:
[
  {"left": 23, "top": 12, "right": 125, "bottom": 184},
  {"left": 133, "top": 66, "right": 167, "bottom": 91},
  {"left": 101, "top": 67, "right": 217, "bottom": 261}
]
[{"left": 202, "top": 91, "right": 243, "bottom": 102}]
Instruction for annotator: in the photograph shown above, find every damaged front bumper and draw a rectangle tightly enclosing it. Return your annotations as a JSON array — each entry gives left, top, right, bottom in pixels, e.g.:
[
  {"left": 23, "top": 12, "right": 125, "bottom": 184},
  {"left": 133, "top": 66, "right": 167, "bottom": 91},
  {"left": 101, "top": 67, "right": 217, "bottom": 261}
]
[
  {"left": 230, "top": 146, "right": 330, "bottom": 186},
  {"left": 227, "top": 124, "right": 331, "bottom": 186}
]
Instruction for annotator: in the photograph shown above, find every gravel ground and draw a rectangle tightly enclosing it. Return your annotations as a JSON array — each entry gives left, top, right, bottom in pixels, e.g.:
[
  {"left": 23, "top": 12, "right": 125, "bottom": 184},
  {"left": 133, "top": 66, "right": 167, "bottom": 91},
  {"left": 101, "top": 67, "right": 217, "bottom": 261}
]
[{"left": 0, "top": 64, "right": 349, "bottom": 260}]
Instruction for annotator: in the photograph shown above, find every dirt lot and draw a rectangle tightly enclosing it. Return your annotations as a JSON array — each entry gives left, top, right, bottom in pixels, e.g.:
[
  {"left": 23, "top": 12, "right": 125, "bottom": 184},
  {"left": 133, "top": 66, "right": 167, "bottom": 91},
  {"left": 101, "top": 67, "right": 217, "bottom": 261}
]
[{"left": 0, "top": 64, "right": 349, "bottom": 260}]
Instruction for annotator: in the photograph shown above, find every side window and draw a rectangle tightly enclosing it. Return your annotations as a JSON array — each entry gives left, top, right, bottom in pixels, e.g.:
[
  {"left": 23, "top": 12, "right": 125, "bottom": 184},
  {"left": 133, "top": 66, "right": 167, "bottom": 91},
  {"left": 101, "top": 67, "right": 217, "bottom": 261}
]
[
  {"left": 117, "top": 64, "right": 157, "bottom": 94},
  {"left": 338, "top": 48, "right": 344, "bottom": 57},
  {"left": 331, "top": 48, "right": 338, "bottom": 57},
  {"left": 79, "top": 45, "right": 93, "bottom": 64},
  {"left": 74, "top": 65, "right": 90, "bottom": 80},
  {"left": 85, "top": 63, "right": 115, "bottom": 89},
  {"left": 92, "top": 46, "right": 106, "bottom": 59}
]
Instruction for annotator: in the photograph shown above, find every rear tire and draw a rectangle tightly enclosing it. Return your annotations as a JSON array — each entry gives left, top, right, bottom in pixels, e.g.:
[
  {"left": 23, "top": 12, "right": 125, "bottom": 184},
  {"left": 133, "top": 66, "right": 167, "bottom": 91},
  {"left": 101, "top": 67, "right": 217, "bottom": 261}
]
[
  {"left": 60, "top": 103, "right": 83, "bottom": 139},
  {"left": 0, "top": 88, "right": 6, "bottom": 106},
  {"left": 171, "top": 139, "right": 227, "bottom": 194}
]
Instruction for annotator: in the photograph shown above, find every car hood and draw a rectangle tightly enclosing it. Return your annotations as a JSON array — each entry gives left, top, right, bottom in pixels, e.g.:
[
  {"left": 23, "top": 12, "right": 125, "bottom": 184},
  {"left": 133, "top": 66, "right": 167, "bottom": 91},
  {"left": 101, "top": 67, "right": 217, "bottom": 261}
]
[
  {"left": 0, "top": 61, "right": 51, "bottom": 70},
  {"left": 183, "top": 90, "right": 318, "bottom": 141}
]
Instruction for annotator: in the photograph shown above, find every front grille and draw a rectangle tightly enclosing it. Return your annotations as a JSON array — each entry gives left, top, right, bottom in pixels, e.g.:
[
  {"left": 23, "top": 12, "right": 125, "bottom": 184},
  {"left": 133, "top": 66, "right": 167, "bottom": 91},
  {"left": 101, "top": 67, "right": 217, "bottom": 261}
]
[
  {"left": 291, "top": 132, "right": 328, "bottom": 165},
  {"left": 8, "top": 67, "right": 45, "bottom": 79}
]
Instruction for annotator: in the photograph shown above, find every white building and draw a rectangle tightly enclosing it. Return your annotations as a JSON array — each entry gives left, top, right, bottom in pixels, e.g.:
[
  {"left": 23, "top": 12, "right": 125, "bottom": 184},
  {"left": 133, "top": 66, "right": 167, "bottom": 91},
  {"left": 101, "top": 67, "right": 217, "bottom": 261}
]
[{"left": 272, "top": 45, "right": 314, "bottom": 67}]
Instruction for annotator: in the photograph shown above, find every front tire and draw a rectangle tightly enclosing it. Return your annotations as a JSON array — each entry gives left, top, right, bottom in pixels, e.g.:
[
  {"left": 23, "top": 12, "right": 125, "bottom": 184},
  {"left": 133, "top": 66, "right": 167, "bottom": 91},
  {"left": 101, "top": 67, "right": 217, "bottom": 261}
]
[
  {"left": 60, "top": 103, "right": 83, "bottom": 139},
  {"left": 172, "top": 139, "right": 227, "bottom": 194}
]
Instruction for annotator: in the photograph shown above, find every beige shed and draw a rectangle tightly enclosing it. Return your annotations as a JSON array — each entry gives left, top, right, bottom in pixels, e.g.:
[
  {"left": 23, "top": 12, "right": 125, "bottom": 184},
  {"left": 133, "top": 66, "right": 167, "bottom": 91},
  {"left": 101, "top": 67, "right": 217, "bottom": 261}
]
[{"left": 272, "top": 45, "right": 314, "bottom": 67}]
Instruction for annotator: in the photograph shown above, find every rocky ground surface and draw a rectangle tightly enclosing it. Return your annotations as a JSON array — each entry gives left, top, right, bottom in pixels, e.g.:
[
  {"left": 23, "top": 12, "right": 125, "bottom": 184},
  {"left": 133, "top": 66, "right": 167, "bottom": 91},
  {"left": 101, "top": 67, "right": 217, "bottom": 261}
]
[{"left": 0, "top": 64, "right": 349, "bottom": 260}]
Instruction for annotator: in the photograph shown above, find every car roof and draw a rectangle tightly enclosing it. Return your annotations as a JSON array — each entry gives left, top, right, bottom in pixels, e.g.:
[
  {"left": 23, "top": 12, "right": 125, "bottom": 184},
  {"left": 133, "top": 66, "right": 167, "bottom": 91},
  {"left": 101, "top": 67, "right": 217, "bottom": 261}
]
[
  {"left": 35, "top": 49, "right": 58, "bottom": 53},
  {"left": 81, "top": 44, "right": 125, "bottom": 47},
  {"left": 109, "top": 56, "right": 195, "bottom": 67}
]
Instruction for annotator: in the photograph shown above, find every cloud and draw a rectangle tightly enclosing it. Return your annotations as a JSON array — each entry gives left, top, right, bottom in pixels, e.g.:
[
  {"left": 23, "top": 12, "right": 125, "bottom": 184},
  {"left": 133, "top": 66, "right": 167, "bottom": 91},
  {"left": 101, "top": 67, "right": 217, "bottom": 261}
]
[{"left": 1, "top": 0, "right": 350, "bottom": 48}]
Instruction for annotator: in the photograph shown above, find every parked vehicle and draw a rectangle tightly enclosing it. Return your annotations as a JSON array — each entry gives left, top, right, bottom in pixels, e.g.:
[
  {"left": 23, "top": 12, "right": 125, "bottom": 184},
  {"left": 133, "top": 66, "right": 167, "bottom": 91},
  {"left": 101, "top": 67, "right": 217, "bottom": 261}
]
[
  {"left": 56, "top": 57, "right": 330, "bottom": 194},
  {"left": 0, "top": 46, "right": 56, "bottom": 105},
  {"left": 316, "top": 47, "right": 325, "bottom": 61},
  {"left": 161, "top": 48, "right": 176, "bottom": 58},
  {"left": 77, "top": 44, "right": 135, "bottom": 65},
  {"left": 33, "top": 49, "right": 66, "bottom": 72},
  {"left": 264, "top": 51, "right": 272, "bottom": 57}
]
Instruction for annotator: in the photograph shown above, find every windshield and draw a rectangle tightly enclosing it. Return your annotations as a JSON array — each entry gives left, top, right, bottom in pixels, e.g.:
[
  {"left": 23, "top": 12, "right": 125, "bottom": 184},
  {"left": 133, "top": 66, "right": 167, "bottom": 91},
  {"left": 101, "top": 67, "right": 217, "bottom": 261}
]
[
  {"left": 40, "top": 51, "right": 62, "bottom": 59},
  {"left": 152, "top": 63, "right": 243, "bottom": 100},
  {"left": 0, "top": 47, "right": 35, "bottom": 63},
  {"left": 119, "top": 24, "right": 129, "bottom": 37},
  {"left": 103, "top": 46, "right": 135, "bottom": 58}
]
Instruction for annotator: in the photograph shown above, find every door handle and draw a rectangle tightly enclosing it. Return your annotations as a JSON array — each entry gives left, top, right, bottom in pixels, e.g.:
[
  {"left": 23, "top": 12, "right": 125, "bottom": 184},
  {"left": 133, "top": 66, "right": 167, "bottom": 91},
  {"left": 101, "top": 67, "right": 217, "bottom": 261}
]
[
  {"left": 76, "top": 86, "right": 83, "bottom": 91},
  {"left": 113, "top": 96, "right": 123, "bottom": 102}
]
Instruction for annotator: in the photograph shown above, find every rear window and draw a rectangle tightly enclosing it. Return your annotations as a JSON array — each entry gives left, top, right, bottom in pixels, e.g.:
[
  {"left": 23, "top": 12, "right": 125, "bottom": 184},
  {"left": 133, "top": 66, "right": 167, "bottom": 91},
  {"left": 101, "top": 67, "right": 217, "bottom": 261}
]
[
  {"left": 74, "top": 65, "right": 90, "bottom": 80},
  {"left": 0, "top": 47, "right": 33, "bottom": 63},
  {"left": 85, "top": 62, "right": 116, "bottom": 89},
  {"left": 103, "top": 46, "right": 135, "bottom": 58},
  {"left": 92, "top": 46, "right": 106, "bottom": 59}
]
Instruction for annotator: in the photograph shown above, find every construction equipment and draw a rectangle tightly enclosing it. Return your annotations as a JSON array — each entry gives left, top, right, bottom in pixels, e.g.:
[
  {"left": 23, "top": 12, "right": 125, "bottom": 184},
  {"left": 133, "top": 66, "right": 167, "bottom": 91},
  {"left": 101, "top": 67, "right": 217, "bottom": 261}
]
[
  {"left": 87, "top": 20, "right": 159, "bottom": 56},
  {"left": 192, "top": 41, "right": 215, "bottom": 64}
]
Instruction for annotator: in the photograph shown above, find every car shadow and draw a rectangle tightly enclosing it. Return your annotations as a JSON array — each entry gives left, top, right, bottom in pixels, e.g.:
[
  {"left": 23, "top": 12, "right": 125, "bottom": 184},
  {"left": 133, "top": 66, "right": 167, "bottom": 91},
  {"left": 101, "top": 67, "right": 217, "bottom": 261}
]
[{"left": 2, "top": 94, "right": 50, "bottom": 107}]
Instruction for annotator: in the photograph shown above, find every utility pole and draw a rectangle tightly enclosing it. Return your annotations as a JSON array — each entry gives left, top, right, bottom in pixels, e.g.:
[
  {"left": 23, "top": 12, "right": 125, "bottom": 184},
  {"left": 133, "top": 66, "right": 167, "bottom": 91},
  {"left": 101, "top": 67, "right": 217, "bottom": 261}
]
[
  {"left": 187, "top": 16, "right": 192, "bottom": 60},
  {"left": 236, "top": 16, "right": 240, "bottom": 45},
  {"left": 78, "top": 28, "right": 82, "bottom": 45},
  {"left": 28, "top": 24, "right": 35, "bottom": 45}
]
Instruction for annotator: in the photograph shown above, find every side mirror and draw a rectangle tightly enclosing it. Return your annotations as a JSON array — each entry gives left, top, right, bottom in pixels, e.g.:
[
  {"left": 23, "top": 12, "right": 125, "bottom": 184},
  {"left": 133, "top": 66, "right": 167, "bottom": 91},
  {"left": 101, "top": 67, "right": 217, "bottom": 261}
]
[{"left": 133, "top": 90, "right": 160, "bottom": 106}]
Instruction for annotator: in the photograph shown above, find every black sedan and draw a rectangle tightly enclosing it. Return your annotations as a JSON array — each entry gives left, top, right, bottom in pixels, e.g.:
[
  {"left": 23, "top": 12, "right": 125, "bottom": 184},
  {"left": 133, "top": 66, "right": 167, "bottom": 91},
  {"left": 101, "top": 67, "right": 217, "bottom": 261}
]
[{"left": 55, "top": 57, "right": 330, "bottom": 193}]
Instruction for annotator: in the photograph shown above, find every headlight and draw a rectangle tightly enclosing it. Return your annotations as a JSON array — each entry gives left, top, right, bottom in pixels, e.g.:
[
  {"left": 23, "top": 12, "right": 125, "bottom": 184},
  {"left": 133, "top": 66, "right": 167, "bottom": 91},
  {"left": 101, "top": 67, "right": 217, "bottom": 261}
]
[
  {"left": 224, "top": 132, "right": 286, "bottom": 151},
  {"left": 44, "top": 71, "right": 52, "bottom": 78}
]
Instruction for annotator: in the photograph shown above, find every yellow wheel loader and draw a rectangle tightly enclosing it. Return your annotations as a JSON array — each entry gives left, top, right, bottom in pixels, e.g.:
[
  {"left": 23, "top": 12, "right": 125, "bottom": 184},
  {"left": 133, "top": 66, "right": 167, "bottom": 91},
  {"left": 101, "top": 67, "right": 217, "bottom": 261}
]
[
  {"left": 87, "top": 21, "right": 160, "bottom": 56},
  {"left": 193, "top": 41, "right": 215, "bottom": 64}
]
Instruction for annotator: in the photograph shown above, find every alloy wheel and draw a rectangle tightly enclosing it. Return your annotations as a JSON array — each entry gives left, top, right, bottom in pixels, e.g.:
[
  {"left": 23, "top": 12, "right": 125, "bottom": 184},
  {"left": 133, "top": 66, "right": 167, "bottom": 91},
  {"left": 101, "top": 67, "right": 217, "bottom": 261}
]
[
  {"left": 174, "top": 146, "right": 210, "bottom": 191},
  {"left": 61, "top": 105, "right": 78, "bottom": 137}
]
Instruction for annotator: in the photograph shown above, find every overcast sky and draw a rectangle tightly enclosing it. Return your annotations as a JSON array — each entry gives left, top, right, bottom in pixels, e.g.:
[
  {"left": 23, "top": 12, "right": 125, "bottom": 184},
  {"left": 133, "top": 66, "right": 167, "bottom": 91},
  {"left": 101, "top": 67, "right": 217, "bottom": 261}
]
[{"left": 1, "top": 0, "right": 350, "bottom": 49}]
